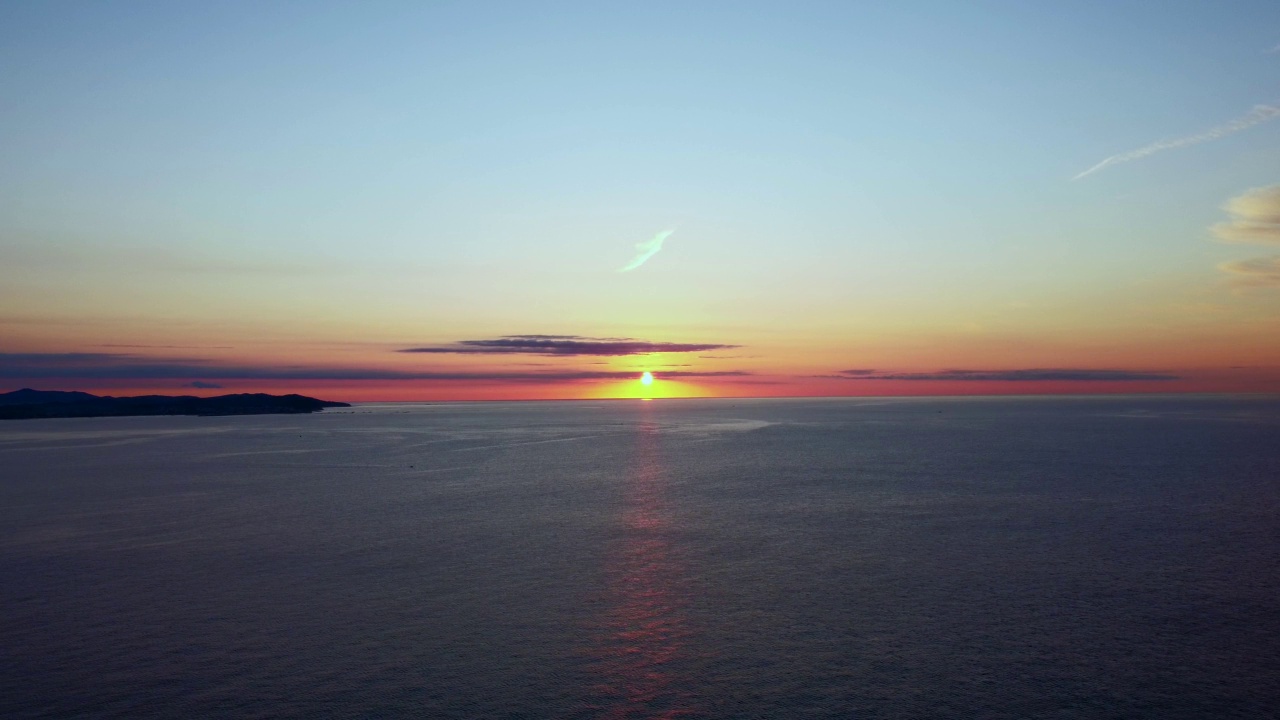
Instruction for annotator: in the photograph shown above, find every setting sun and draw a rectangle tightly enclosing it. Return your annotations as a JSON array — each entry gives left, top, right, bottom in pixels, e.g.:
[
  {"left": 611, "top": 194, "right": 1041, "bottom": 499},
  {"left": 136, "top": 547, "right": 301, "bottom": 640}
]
[{"left": 640, "top": 372, "right": 654, "bottom": 386}]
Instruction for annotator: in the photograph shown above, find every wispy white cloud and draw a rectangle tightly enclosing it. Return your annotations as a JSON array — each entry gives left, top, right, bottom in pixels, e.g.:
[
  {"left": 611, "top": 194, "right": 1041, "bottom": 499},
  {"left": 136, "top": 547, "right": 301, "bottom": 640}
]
[
  {"left": 618, "top": 230, "right": 673, "bottom": 272},
  {"left": 1209, "top": 187, "right": 1280, "bottom": 289},
  {"left": 1212, "top": 185, "right": 1280, "bottom": 245},
  {"left": 1073, "top": 104, "right": 1280, "bottom": 180}
]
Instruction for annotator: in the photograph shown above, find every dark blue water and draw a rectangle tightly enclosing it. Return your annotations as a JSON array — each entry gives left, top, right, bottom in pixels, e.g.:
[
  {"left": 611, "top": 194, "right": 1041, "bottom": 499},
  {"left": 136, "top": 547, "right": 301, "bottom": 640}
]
[{"left": 2, "top": 396, "right": 1278, "bottom": 718}]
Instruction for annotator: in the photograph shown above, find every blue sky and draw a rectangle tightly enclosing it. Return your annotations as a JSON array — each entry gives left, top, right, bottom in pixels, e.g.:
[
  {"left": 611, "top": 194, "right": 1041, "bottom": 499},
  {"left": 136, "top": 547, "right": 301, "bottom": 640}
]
[{"left": 2, "top": 1, "right": 1278, "bottom": 398}]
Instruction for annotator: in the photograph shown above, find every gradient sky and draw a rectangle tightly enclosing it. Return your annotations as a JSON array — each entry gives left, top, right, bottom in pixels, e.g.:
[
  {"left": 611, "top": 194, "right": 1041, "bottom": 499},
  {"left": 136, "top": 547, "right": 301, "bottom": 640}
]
[{"left": 3, "top": 1, "right": 1279, "bottom": 400}]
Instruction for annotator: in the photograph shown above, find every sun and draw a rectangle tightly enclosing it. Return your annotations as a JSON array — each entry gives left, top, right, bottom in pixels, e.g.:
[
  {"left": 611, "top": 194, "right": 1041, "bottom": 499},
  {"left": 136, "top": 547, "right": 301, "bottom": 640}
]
[{"left": 640, "top": 371, "right": 654, "bottom": 386}]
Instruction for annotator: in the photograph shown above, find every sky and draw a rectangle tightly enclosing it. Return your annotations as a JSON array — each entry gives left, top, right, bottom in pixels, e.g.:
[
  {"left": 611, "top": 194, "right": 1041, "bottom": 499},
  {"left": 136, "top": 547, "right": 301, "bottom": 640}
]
[{"left": 2, "top": 0, "right": 1279, "bottom": 401}]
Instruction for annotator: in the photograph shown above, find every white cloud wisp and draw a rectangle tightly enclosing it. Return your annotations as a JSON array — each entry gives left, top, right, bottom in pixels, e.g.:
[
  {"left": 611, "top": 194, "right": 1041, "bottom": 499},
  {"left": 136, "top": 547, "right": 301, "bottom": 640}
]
[
  {"left": 1073, "top": 104, "right": 1280, "bottom": 180},
  {"left": 618, "top": 230, "right": 674, "bottom": 273}
]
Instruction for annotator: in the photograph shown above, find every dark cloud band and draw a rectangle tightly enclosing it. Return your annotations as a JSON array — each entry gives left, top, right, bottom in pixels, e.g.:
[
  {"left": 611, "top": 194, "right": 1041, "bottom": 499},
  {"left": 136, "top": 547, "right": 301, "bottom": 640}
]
[
  {"left": 0, "top": 353, "right": 748, "bottom": 383},
  {"left": 400, "top": 335, "right": 738, "bottom": 356},
  {"left": 825, "top": 368, "right": 1178, "bottom": 382}
]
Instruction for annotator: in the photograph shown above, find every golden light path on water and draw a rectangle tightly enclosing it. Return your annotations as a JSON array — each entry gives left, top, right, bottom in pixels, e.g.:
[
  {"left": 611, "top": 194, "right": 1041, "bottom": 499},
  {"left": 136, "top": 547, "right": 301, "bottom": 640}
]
[
  {"left": 584, "top": 402, "right": 699, "bottom": 719},
  {"left": 587, "top": 375, "right": 713, "bottom": 400}
]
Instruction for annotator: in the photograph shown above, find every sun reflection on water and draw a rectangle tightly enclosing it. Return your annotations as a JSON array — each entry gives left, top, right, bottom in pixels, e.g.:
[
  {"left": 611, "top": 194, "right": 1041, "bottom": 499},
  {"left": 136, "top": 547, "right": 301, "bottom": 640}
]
[{"left": 583, "top": 409, "right": 700, "bottom": 719}]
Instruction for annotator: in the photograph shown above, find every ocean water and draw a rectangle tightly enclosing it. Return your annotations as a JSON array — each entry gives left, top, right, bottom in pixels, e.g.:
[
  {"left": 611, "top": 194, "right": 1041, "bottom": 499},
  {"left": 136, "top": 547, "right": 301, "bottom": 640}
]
[{"left": 2, "top": 396, "right": 1278, "bottom": 719}]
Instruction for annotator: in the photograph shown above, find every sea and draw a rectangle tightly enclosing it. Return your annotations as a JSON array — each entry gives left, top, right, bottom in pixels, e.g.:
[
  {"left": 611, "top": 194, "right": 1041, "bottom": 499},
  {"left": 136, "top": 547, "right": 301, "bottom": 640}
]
[{"left": 2, "top": 396, "right": 1278, "bottom": 719}]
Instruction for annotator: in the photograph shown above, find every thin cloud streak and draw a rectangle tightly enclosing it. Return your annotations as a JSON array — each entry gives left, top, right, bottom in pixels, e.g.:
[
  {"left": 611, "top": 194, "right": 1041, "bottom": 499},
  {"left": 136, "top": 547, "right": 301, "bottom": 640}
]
[
  {"left": 1073, "top": 104, "right": 1280, "bottom": 180},
  {"left": 100, "top": 344, "right": 236, "bottom": 350},
  {"left": 618, "top": 230, "right": 673, "bottom": 272},
  {"left": 822, "top": 368, "right": 1179, "bottom": 382},
  {"left": 401, "top": 335, "right": 737, "bottom": 356},
  {"left": 1220, "top": 256, "right": 1280, "bottom": 288}
]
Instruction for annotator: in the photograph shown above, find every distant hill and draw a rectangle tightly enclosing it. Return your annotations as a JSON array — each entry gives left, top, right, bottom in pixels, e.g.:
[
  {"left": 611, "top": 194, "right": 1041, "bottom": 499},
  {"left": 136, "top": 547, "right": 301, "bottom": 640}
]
[
  {"left": 0, "top": 389, "right": 350, "bottom": 420},
  {"left": 0, "top": 389, "right": 101, "bottom": 406}
]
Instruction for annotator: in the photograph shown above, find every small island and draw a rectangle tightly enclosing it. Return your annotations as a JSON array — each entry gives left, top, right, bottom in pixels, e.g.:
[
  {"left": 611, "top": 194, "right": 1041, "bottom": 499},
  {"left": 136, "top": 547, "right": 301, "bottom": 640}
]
[{"left": 0, "top": 389, "right": 350, "bottom": 420}]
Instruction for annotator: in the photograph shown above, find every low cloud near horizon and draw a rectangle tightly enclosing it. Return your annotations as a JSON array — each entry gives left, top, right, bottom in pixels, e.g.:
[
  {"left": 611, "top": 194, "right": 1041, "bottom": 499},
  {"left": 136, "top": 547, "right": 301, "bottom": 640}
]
[
  {"left": 823, "top": 368, "right": 1179, "bottom": 382},
  {"left": 400, "top": 335, "right": 737, "bottom": 356},
  {"left": 0, "top": 352, "right": 749, "bottom": 384}
]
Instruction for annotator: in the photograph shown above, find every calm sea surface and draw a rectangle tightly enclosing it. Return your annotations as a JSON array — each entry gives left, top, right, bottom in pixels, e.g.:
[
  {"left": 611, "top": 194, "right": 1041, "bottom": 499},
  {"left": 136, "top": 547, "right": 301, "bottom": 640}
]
[{"left": 2, "top": 396, "right": 1279, "bottom": 718}]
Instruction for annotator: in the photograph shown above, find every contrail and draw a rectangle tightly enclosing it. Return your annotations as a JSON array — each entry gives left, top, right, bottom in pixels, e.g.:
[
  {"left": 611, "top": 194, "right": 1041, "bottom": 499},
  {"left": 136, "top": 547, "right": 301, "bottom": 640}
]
[
  {"left": 618, "top": 230, "right": 673, "bottom": 272},
  {"left": 1073, "top": 104, "right": 1280, "bottom": 180}
]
